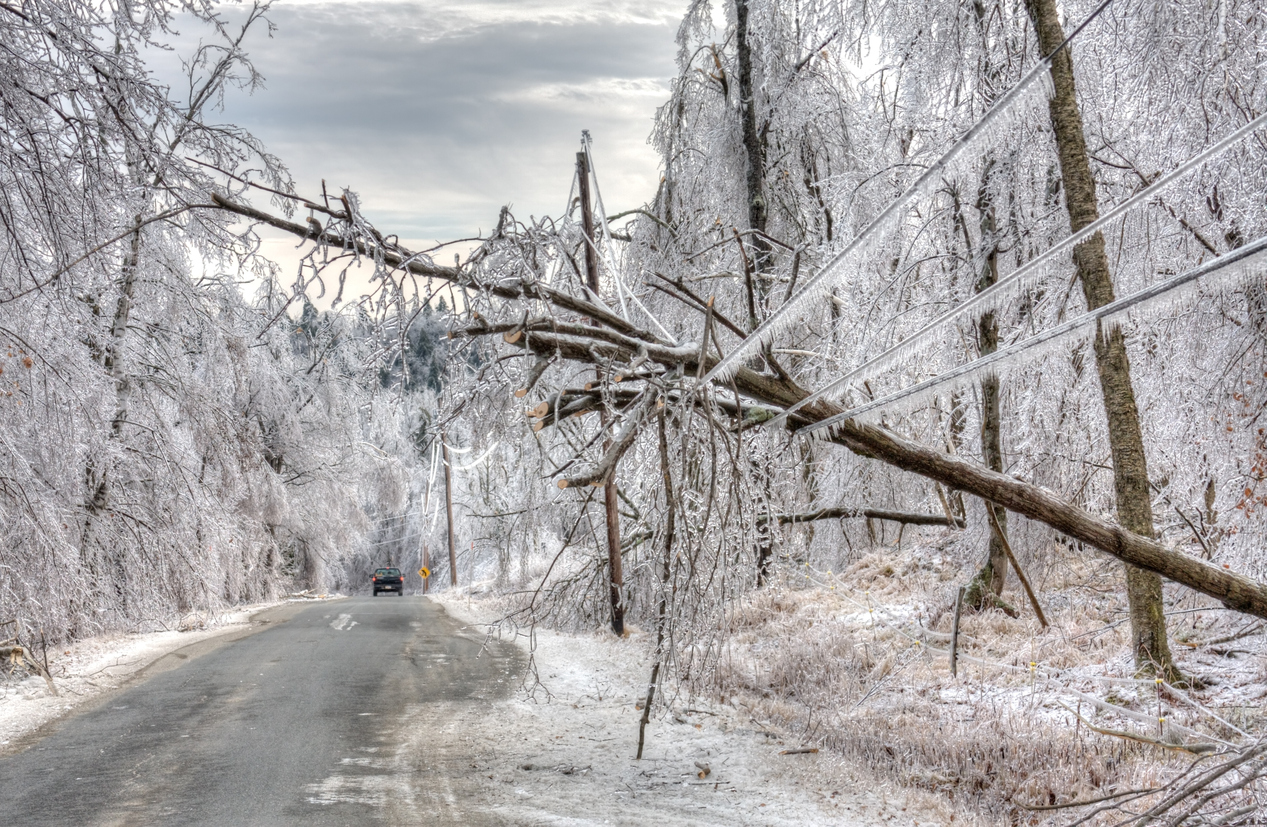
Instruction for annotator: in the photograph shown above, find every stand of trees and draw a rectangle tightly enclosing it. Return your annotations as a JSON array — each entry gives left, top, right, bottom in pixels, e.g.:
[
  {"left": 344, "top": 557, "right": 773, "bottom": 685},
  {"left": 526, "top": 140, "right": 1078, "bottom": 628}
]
[
  {"left": 0, "top": 0, "right": 447, "bottom": 640},
  {"left": 3, "top": 0, "right": 1265, "bottom": 818},
  {"left": 217, "top": 0, "right": 1267, "bottom": 666}
]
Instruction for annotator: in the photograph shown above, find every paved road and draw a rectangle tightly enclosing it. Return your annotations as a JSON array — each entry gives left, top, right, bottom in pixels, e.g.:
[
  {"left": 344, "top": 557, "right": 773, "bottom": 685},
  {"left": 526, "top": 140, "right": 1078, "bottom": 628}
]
[{"left": 0, "top": 596, "right": 522, "bottom": 826}]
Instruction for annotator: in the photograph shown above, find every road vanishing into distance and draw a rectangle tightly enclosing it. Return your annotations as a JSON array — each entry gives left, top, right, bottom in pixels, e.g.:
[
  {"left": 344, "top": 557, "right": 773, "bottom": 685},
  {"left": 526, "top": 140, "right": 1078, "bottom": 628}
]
[{"left": 0, "top": 597, "right": 523, "bottom": 826}]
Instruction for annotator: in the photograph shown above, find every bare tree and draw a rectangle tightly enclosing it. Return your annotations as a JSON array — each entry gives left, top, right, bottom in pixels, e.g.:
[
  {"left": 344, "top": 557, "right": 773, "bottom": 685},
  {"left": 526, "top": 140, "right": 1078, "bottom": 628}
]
[{"left": 211, "top": 190, "right": 1267, "bottom": 623}]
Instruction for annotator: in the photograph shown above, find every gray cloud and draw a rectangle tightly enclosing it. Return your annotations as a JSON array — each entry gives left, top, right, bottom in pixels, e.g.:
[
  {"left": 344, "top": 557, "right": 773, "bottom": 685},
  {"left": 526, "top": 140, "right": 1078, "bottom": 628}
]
[{"left": 203, "top": 0, "right": 683, "bottom": 243}]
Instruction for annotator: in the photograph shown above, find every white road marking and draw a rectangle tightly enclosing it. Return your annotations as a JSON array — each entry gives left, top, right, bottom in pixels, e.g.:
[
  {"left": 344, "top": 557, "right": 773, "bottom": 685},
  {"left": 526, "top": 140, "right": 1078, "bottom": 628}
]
[{"left": 330, "top": 614, "right": 357, "bottom": 632}]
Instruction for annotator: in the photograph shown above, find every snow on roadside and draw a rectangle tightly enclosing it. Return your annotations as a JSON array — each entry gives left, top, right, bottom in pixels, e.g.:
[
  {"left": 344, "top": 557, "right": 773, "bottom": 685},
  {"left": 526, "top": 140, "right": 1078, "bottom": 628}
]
[
  {"left": 429, "top": 589, "right": 946, "bottom": 827},
  {"left": 0, "top": 593, "right": 345, "bottom": 753}
]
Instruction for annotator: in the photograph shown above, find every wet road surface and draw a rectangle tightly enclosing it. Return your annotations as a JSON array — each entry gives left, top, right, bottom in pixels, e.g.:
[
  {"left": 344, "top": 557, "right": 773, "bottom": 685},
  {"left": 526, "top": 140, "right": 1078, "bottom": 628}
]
[{"left": 0, "top": 596, "right": 522, "bottom": 826}]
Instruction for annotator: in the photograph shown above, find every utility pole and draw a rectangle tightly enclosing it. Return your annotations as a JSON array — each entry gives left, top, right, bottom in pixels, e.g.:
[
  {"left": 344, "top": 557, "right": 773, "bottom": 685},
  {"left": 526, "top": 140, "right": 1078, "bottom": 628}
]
[
  {"left": 422, "top": 541, "right": 430, "bottom": 595},
  {"left": 420, "top": 441, "right": 435, "bottom": 595},
  {"left": 577, "top": 148, "right": 624, "bottom": 636},
  {"left": 441, "top": 430, "right": 458, "bottom": 588}
]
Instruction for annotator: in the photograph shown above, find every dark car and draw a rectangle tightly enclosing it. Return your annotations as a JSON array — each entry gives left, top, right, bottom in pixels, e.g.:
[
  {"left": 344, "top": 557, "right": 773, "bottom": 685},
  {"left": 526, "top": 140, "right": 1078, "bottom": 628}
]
[{"left": 372, "top": 567, "right": 404, "bottom": 596}]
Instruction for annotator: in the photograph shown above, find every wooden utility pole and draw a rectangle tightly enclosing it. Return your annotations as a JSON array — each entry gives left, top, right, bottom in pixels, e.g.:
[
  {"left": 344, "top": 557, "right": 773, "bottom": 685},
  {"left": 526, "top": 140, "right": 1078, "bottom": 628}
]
[
  {"left": 441, "top": 430, "right": 458, "bottom": 588},
  {"left": 217, "top": 189, "right": 1267, "bottom": 621},
  {"left": 419, "top": 443, "right": 432, "bottom": 595},
  {"left": 577, "top": 149, "right": 625, "bottom": 636}
]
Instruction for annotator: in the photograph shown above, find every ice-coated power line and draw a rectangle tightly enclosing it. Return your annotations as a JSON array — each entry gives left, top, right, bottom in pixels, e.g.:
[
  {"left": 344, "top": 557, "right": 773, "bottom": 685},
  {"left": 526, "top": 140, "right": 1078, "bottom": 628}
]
[
  {"left": 425, "top": 442, "right": 441, "bottom": 533},
  {"left": 771, "top": 111, "right": 1267, "bottom": 428},
  {"left": 448, "top": 441, "right": 501, "bottom": 471},
  {"left": 798, "top": 235, "right": 1267, "bottom": 437},
  {"left": 698, "top": 0, "right": 1118, "bottom": 387},
  {"left": 582, "top": 133, "right": 676, "bottom": 343}
]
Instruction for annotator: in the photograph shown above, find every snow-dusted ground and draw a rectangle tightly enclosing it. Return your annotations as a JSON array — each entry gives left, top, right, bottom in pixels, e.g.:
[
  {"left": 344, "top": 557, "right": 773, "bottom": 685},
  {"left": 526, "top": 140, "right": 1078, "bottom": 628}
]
[
  {"left": 3, "top": 588, "right": 947, "bottom": 825},
  {"left": 424, "top": 590, "right": 943, "bottom": 826},
  {"left": 0, "top": 595, "right": 343, "bottom": 754}
]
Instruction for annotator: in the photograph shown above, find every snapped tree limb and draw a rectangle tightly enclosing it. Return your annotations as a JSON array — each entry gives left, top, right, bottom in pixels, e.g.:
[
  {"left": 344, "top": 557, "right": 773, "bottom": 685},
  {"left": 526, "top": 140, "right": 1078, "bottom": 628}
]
[
  {"left": 757, "top": 506, "right": 964, "bottom": 528},
  {"left": 559, "top": 393, "right": 656, "bottom": 488},
  {"left": 210, "top": 192, "right": 1267, "bottom": 621}
]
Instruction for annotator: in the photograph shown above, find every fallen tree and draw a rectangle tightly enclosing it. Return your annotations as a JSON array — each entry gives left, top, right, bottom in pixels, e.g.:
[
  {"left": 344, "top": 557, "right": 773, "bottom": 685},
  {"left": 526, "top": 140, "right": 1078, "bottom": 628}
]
[
  {"left": 757, "top": 507, "right": 964, "bottom": 528},
  {"left": 210, "top": 192, "right": 1267, "bottom": 621}
]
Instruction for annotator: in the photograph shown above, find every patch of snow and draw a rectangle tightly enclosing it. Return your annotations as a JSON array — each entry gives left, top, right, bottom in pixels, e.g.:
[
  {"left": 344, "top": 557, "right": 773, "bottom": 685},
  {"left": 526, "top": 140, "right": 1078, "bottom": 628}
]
[
  {"left": 330, "top": 613, "right": 358, "bottom": 631},
  {"left": 417, "top": 591, "right": 941, "bottom": 826}
]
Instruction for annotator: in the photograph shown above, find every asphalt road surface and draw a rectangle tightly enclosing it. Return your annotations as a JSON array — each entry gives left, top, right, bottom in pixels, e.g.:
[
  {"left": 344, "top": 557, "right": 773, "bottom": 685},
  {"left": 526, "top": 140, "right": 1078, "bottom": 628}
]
[{"left": 0, "top": 596, "right": 523, "bottom": 826}]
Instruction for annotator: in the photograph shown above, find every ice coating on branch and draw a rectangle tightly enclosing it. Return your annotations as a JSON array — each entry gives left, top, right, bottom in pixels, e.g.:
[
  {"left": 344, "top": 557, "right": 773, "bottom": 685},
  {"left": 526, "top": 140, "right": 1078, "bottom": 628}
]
[
  {"left": 699, "top": 41, "right": 1061, "bottom": 385},
  {"left": 804, "top": 237, "right": 1267, "bottom": 436},
  {"left": 776, "top": 112, "right": 1267, "bottom": 428}
]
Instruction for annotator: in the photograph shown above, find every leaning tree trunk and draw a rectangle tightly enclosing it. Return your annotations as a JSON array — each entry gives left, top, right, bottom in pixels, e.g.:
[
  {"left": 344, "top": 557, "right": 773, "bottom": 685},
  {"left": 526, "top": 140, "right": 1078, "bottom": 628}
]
[{"left": 1024, "top": 0, "right": 1176, "bottom": 679}]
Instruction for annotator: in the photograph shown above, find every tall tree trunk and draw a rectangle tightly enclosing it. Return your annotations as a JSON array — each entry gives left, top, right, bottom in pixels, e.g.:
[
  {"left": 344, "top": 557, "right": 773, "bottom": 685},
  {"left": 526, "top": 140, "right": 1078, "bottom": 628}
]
[
  {"left": 577, "top": 151, "right": 625, "bottom": 635},
  {"left": 961, "top": 168, "right": 1015, "bottom": 613},
  {"left": 1024, "top": 0, "right": 1176, "bottom": 679},
  {"left": 79, "top": 215, "right": 144, "bottom": 620},
  {"left": 735, "top": 0, "right": 770, "bottom": 268},
  {"left": 964, "top": 1, "right": 1011, "bottom": 609},
  {"left": 735, "top": 0, "right": 777, "bottom": 584}
]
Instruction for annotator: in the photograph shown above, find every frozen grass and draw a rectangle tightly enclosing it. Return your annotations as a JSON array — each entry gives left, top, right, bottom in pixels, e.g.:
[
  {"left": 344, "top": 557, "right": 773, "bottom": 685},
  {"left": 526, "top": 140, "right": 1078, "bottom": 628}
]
[{"left": 709, "top": 543, "right": 1267, "bottom": 825}]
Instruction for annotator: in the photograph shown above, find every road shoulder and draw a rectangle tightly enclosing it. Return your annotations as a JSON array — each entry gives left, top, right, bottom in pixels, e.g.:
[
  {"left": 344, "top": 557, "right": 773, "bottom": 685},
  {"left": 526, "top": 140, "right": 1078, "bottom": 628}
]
[{"left": 426, "top": 590, "right": 942, "bottom": 826}]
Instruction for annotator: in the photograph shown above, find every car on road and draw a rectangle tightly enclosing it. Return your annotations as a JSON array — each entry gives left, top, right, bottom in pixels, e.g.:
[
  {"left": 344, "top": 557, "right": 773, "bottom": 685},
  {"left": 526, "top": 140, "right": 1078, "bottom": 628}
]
[{"left": 372, "top": 567, "right": 404, "bottom": 596}]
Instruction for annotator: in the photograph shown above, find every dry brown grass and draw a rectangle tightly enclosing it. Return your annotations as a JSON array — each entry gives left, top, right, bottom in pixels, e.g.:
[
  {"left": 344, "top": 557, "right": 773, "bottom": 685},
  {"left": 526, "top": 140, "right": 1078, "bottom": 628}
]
[{"left": 713, "top": 542, "right": 1267, "bottom": 825}]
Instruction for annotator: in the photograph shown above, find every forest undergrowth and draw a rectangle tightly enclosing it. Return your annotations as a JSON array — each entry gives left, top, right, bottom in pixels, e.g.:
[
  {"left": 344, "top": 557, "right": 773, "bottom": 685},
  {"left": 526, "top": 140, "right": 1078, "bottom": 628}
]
[{"left": 710, "top": 530, "right": 1267, "bottom": 824}]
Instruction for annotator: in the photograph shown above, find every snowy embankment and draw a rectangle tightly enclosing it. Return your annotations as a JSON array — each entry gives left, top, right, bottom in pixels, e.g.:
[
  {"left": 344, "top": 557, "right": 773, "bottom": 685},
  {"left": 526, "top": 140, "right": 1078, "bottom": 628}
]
[
  {"left": 429, "top": 588, "right": 949, "bottom": 827},
  {"left": 713, "top": 546, "right": 1267, "bottom": 823},
  {"left": 0, "top": 593, "right": 342, "bottom": 753}
]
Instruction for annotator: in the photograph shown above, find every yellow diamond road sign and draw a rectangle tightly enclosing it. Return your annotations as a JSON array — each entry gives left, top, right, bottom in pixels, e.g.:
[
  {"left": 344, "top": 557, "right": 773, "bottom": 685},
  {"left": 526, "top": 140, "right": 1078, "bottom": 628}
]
[{"left": 419, "top": 567, "right": 430, "bottom": 579}]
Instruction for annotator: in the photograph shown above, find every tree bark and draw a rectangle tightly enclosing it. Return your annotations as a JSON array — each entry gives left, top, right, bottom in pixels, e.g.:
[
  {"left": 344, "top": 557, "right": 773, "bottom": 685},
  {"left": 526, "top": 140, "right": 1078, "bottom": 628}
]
[
  {"left": 1023, "top": 0, "right": 1176, "bottom": 678},
  {"left": 209, "top": 195, "right": 1267, "bottom": 622},
  {"left": 962, "top": 163, "right": 1010, "bottom": 607},
  {"left": 735, "top": 0, "right": 777, "bottom": 583},
  {"left": 441, "top": 431, "right": 458, "bottom": 588},
  {"left": 79, "top": 214, "right": 144, "bottom": 620},
  {"left": 965, "top": 0, "right": 1011, "bottom": 607},
  {"left": 735, "top": 0, "right": 769, "bottom": 264},
  {"left": 759, "top": 507, "right": 964, "bottom": 527},
  {"left": 577, "top": 151, "right": 625, "bottom": 636}
]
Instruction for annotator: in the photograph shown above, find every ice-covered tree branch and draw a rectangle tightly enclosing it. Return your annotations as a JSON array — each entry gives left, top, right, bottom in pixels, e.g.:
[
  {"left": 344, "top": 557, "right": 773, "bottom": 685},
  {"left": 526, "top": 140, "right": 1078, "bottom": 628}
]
[{"left": 211, "top": 192, "right": 1267, "bottom": 621}]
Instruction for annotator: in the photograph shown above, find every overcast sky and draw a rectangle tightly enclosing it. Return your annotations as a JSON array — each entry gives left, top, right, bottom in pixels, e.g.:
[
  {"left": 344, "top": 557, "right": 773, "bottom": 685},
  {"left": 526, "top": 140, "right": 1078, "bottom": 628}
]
[{"left": 203, "top": 0, "right": 685, "bottom": 259}]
